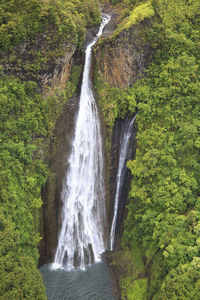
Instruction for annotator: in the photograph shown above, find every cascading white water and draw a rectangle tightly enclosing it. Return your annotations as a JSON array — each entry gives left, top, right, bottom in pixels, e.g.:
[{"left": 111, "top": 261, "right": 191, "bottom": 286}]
[
  {"left": 52, "top": 14, "right": 110, "bottom": 271},
  {"left": 110, "top": 116, "right": 136, "bottom": 250}
]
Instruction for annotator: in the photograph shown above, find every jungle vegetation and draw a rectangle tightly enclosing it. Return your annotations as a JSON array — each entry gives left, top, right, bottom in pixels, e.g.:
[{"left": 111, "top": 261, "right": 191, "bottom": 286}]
[
  {"left": 97, "top": 0, "right": 200, "bottom": 299},
  {"left": 0, "top": 0, "right": 100, "bottom": 298}
]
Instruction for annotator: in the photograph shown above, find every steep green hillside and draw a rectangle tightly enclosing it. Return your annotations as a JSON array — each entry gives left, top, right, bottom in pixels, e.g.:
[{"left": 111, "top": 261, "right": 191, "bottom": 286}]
[
  {"left": 0, "top": 0, "right": 100, "bottom": 298},
  {"left": 95, "top": 0, "right": 200, "bottom": 299}
]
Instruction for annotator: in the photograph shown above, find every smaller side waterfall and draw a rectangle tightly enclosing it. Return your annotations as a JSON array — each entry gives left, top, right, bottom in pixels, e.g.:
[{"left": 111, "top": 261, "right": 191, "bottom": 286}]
[{"left": 110, "top": 116, "right": 136, "bottom": 250}]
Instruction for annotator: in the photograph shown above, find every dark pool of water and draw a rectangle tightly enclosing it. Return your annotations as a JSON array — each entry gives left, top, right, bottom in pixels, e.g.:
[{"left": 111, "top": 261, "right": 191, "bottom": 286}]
[{"left": 40, "top": 262, "right": 115, "bottom": 300}]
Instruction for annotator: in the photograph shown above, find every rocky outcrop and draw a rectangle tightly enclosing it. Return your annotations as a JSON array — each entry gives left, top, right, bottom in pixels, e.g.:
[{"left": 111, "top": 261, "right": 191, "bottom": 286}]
[
  {"left": 40, "top": 46, "right": 77, "bottom": 93},
  {"left": 94, "top": 18, "right": 154, "bottom": 88},
  {"left": 0, "top": 30, "right": 79, "bottom": 94}
]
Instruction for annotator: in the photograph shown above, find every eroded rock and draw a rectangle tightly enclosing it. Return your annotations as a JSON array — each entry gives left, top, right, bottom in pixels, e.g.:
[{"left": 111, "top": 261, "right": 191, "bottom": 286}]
[{"left": 94, "top": 19, "right": 154, "bottom": 88}]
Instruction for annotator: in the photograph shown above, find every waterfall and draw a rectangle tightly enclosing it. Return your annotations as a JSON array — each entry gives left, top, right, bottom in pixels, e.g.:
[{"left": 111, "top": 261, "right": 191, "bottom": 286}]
[
  {"left": 110, "top": 116, "right": 136, "bottom": 250},
  {"left": 52, "top": 14, "right": 110, "bottom": 270}
]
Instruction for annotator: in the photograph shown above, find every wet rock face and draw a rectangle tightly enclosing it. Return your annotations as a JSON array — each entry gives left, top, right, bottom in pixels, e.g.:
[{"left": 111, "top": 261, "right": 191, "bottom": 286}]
[
  {"left": 94, "top": 19, "right": 154, "bottom": 88},
  {"left": 109, "top": 118, "right": 137, "bottom": 248},
  {"left": 39, "top": 93, "right": 80, "bottom": 266}
]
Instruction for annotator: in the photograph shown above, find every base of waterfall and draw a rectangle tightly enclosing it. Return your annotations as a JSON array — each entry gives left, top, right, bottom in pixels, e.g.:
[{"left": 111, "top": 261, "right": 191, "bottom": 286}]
[
  {"left": 50, "top": 254, "right": 102, "bottom": 272},
  {"left": 40, "top": 262, "right": 115, "bottom": 300}
]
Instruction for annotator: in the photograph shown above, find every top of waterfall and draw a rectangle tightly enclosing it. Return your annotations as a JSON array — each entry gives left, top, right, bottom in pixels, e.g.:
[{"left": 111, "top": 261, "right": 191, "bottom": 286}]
[{"left": 86, "top": 14, "right": 111, "bottom": 51}]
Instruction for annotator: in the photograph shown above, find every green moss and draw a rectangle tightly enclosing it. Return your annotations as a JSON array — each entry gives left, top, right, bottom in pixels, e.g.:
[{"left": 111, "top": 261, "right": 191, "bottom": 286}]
[
  {"left": 0, "top": 0, "right": 101, "bottom": 86},
  {"left": 94, "top": 75, "right": 136, "bottom": 157},
  {"left": 46, "top": 64, "right": 82, "bottom": 126},
  {"left": 108, "top": 246, "right": 146, "bottom": 299},
  {"left": 122, "top": 278, "right": 148, "bottom": 300},
  {"left": 148, "top": 251, "right": 165, "bottom": 299},
  {"left": 130, "top": 245, "right": 145, "bottom": 278},
  {"left": 95, "top": 76, "right": 136, "bottom": 125},
  {"left": 65, "top": 65, "right": 82, "bottom": 99},
  {"left": 145, "top": 242, "right": 158, "bottom": 265}
]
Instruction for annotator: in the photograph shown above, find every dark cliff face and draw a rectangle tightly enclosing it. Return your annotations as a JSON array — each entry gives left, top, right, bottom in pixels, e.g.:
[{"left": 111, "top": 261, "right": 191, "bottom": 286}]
[
  {"left": 39, "top": 92, "right": 80, "bottom": 265},
  {"left": 109, "top": 117, "right": 137, "bottom": 248},
  {"left": 1, "top": 30, "right": 79, "bottom": 94}
]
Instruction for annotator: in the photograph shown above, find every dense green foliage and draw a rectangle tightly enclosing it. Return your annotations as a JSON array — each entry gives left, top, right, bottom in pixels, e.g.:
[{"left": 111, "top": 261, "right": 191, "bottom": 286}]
[
  {"left": 124, "top": 0, "right": 200, "bottom": 298},
  {"left": 0, "top": 213, "right": 47, "bottom": 299},
  {"left": 0, "top": 0, "right": 100, "bottom": 298},
  {"left": 96, "top": 0, "right": 200, "bottom": 299},
  {"left": 94, "top": 80, "right": 136, "bottom": 152},
  {"left": 0, "top": 77, "right": 50, "bottom": 299},
  {"left": 0, "top": 0, "right": 100, "bottom": 52},
  {"left": 113, "top": 0, "right": 154, "bottom": 36},
  {"left": 95, "top": 82, "right": 136, "bottom": 128},
  {"left": 0, "top": 0, "right": 100, "bottom": 85}
]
